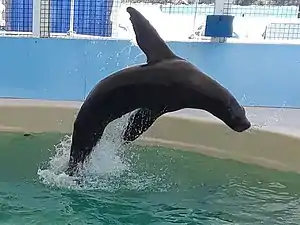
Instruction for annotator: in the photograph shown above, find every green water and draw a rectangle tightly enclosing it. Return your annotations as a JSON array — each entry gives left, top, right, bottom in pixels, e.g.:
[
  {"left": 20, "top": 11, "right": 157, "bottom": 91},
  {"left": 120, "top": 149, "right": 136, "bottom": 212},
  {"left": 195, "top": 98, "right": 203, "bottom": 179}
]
[{"left": 0, "top": 132, "right": 300, "bottom": 224}]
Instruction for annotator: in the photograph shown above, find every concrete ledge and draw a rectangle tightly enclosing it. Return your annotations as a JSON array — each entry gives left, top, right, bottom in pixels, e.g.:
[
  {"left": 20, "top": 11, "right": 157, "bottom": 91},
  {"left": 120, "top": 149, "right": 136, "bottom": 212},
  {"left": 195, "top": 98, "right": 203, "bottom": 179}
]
[
  {"left": 0, "top": 98, "right": 81, "bottom": 133},
  {"left": 0, "top": 98, "right": 300, "bottom": 174}
]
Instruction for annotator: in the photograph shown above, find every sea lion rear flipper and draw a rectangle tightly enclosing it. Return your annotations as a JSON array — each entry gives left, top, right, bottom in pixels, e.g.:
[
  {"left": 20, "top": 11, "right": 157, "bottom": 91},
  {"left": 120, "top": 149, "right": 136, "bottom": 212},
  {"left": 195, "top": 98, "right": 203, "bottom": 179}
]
[
  {"left": 126, "top": 7, "right": 179, "bottom": 64},
  {"left": 123, "top": 108, "right": 164, "bottom": 142},
  {"left": 66, "top": 119, "right": 106, "bottom": 176}
]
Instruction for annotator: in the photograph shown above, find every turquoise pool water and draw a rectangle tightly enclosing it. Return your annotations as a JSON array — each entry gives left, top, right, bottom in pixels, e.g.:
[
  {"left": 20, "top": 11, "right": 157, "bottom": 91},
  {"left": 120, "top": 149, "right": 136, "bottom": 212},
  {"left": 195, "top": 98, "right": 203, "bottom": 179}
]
[{"left": 0, "top": 132, "right": 300, "bottom": 224}]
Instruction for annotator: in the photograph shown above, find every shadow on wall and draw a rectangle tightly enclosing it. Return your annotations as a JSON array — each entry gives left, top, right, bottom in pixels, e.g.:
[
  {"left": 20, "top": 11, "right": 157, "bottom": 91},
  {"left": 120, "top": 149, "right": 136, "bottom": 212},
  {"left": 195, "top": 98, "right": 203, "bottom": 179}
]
[{"left": 0, "top": 37, "right": 299, "bottom": 108}]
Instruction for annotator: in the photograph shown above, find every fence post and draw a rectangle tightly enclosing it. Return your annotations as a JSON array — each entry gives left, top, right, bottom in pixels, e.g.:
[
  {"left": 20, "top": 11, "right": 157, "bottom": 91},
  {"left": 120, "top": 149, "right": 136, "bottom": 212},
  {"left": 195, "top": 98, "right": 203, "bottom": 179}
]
[
  {"left": 32, "top": 0, "right": 41, "bottom": 37},
  {"left": 33, "top": 0, "right": 50, "bottom": 38},
  {"left": 111, "top": 0, "right": 122, "bottom": 37},
  {"left": 211, "top": 0, "right": 233, "bottom": 42},
  {"left": 68, "top": 0, "right": 75, "bottom": 35}
]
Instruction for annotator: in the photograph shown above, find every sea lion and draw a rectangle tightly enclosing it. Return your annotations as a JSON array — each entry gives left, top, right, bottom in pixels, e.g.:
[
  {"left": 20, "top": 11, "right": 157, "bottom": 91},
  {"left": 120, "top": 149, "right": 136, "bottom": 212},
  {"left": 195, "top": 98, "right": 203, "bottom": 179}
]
[{"left": 66, "top": 7, "right": 251, "bottom": 176}]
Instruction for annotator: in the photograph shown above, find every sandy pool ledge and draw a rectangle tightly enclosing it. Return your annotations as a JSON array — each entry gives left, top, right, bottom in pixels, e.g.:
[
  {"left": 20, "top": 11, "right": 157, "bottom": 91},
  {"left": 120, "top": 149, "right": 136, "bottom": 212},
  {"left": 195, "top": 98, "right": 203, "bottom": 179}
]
[{"left": 0, "top": 98, "right": 300, "bottom": 174}]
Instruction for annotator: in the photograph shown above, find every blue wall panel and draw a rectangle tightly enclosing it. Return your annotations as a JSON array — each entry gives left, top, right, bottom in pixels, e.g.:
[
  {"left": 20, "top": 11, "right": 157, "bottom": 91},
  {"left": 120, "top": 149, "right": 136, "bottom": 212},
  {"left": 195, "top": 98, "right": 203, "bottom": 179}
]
[
  {"left": 50, "top": 0, "right": 71, "bottom": 33},
  {"left": 73, "top": 0, "right": 113, "bottom": 36},
  {"left": 0, "top": 38, "right": 85, "bottom": 100},
  {"left": 0, "top": 37, "right": 299, "bottom": 108}
]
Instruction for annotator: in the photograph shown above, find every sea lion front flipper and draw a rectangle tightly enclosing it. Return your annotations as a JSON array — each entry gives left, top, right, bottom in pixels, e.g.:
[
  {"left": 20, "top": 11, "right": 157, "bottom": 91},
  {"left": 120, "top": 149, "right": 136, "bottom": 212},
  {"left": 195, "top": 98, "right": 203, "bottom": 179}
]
[
  {"left": 123, "top": 107, "right": 164, "bottom": 142},
  {"left": 126, "top": 7, "right": 179, "bottom": 64}
]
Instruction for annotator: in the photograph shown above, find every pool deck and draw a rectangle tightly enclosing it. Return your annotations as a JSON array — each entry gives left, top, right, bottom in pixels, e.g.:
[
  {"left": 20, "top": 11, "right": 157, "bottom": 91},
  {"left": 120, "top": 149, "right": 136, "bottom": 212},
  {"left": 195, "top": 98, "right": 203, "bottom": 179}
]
[{"left": 0, "top": 98, "right": 299, "bottom": 174}]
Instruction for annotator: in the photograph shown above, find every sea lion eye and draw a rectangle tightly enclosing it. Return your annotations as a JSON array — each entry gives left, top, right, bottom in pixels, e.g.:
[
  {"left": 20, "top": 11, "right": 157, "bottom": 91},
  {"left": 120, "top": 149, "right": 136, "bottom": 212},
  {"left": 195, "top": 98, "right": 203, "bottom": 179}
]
[{"left": 227, "top": 106, "right": 237, "bottom": 120}]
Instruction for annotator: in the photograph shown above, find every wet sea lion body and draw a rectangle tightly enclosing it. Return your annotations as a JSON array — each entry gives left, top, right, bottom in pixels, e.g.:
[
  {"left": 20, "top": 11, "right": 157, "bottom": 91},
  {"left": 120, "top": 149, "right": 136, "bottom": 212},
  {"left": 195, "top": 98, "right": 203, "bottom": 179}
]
[{"left": 66, "top": 7, "right": 251, "bottom": 175}]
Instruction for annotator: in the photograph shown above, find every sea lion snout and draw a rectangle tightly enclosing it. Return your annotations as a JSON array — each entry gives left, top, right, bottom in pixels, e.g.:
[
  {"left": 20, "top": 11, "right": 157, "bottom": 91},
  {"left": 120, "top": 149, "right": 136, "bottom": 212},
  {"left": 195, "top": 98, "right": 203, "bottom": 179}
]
[
  {"left": 227, "top": 104, "right": 251, "bottom": 132},
  {"left": 231, "top": 117, "right": 251, "bottom": 132}
]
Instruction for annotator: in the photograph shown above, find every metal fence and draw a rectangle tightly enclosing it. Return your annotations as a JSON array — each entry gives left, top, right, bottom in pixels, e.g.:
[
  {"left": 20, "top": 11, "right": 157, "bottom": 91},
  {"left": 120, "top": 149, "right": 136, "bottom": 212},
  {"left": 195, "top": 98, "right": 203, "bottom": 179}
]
[
  {"left": 222, "top": 0, "right": 300, "bottom": 40},
  {"left": 225, "top": 1, "right": 299, "bottom": 18},
  {"left": 263, "top": 22, "right": 300, "bottom": 39},
  {"left": 0, "top": 0, "right": 300, "bottom": 41},
  {"left": 1, "top": 0, "right": 117, "bottom": 37},
  {"left": 2, "top": 0, "right": 33, "bottom": 33}
]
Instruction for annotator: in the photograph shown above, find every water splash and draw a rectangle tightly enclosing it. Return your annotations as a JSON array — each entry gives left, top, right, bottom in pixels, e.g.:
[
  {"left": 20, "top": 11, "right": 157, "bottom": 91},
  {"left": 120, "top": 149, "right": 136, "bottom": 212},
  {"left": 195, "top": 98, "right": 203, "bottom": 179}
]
[
  {"left": 37, "top": 110, "right": 170, "bottom": 193},
  {"left": 250, "top": 103, "right": 287, "bottom": 131}
]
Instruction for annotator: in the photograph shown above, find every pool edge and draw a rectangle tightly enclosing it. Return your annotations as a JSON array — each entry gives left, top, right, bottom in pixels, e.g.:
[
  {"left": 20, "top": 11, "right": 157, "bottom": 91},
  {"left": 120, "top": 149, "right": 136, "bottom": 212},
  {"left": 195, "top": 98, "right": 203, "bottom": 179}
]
[{"left": 0, "top": 98, "right": 300, "bottom": 174}]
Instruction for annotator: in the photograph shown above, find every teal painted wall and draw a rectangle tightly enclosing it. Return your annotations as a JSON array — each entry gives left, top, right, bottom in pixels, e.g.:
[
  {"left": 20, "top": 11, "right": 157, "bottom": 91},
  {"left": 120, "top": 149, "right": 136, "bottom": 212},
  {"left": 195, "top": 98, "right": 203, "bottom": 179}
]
[{"left": 0, "top": 37, "right": 299, "bottom": 107}]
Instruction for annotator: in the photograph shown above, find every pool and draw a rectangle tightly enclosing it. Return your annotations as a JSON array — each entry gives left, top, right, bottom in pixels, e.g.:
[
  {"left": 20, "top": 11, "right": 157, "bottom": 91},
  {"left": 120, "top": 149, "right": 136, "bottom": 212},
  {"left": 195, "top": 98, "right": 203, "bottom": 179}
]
[{"left": 1, "top": 130, "right": 300, "bottom": 224}]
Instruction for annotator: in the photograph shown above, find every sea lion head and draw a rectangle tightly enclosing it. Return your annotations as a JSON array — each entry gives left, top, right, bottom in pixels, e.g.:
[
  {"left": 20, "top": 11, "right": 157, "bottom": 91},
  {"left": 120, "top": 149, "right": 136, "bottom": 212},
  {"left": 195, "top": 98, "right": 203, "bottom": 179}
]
[
  {"left": 220, "top": 97, "right": 251, "bottom": 132},
  {"left": 201, "top": 92, "right": 251, "bottom": 132},
  {"left": 188, "top": 73, "right": 251, "bottom": 132}
]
